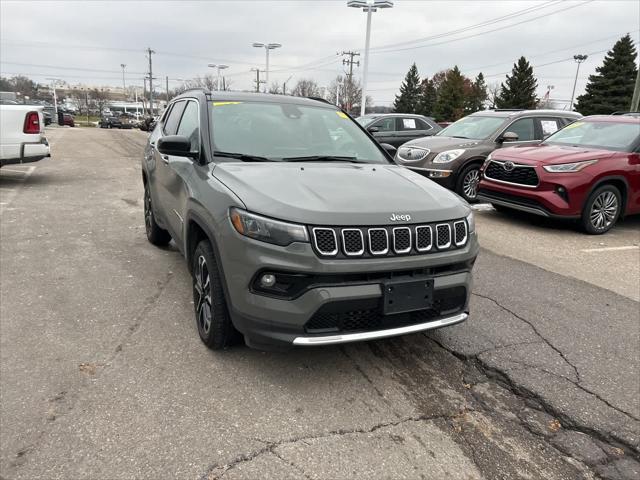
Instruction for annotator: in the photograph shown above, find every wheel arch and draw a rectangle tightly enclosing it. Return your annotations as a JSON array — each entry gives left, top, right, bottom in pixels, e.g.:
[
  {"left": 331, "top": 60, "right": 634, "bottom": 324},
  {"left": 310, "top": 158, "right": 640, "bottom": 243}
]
[{"left": 587, "top": 175, "right": 629, "bottom": 216}]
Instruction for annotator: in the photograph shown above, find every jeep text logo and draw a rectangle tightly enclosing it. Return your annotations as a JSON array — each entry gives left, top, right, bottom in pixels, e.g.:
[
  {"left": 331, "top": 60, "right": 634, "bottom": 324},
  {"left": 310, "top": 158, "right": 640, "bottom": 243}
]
[{"left": 390, "top": 213, "right": 411, "bottom": 222}]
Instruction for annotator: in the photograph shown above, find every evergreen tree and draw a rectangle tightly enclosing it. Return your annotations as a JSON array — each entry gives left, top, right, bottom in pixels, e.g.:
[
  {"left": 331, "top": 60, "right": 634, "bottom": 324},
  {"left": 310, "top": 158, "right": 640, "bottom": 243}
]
[
  {"left": 465, "top": 72, "right": 488, "bottom": 114},
  {"left": 495, "top": 57, "right": 538, "bottom": 109},
  {"left": 433, "top": 66, "right": 466, "bottom": 122},
  {"left": 393, "top": 63, "right": 421, "bottom": 113},
  {"left": 575, "top": 34, "right": 638, "bottom": 115},
  {"left": 416, "top": 77, "right": 437, "bottom": 116}
]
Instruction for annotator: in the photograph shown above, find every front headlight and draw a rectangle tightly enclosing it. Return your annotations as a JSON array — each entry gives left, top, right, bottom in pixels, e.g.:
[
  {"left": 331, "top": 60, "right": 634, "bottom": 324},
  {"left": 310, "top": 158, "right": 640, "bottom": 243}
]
[
  {"left": 543, "top": 160, "right": 598, "bottom": 173},
  {"left": 433, "top": 149, "right": 465, "bottom": 164},
  {"left": 466, "top": 211, "right": 475, "bottom": 234},
  {"left": 230, "top": 208, "right": 309, "bottom": 246}
]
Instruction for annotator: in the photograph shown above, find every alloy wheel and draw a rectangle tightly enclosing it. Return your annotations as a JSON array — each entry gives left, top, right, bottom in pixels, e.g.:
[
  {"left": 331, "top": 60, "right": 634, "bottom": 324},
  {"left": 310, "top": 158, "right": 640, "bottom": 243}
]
[
  {"left": 144, "top": 188, "right": 153, "bottom": 234},
  {"left": 589, "top": 191, "right": 618, "bottom": 231},
  {"left": 194, "top": 255, "right": 212, "bottom": 335},
  {"left": 462, "top": 169, "right": 480, "bottom": 200}
]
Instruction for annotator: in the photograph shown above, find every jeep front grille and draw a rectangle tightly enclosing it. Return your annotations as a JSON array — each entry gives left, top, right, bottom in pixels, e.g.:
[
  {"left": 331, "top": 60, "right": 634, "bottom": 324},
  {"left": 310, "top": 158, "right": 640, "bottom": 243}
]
[{"left": 310, "top": 220, "right": 468, "bottom": 259}]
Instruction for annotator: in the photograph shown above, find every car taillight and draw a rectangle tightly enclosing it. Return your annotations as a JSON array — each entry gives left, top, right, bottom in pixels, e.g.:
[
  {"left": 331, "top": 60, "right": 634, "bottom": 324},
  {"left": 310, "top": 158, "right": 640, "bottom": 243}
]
[{"left": 23, "top": 111, "right": 40, "bottom": 134}]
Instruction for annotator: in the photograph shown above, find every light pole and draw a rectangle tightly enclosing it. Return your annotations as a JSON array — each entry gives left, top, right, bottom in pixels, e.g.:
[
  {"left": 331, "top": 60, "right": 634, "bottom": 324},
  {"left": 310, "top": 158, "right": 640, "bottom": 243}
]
[
  {"left": 46, "top": 77, "right": 63, "bottom": 124},
  {"left": 569, "top": 54, "right": 588, "bottom": 111},
  {"left": 347, "top": 0, "right": 393, "bottom": 116},
  {"left": 120, "top": 64, "right": 127, "bottom": 95},
  {"left": 252, "top": 42, "right": 282, "bottom": 93},
  {"left": 207, "top": 64, "right": 229, "bottom": 91}
]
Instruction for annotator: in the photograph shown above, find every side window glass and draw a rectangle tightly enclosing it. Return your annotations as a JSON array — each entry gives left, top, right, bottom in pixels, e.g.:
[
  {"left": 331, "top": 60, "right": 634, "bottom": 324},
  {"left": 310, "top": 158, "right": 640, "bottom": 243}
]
[
  {"left": 176, "top": 101, "right": 200, "bottom": 151},
  {"left": 163, "top": 101, "right": 185, "bottom": 135},
  {"left": 372, "top": 117, "right": 395, "bottom": 132},
  {"left": 416, "top": 119, "right": 432, "bottom": 131},
  {"left": 505, "top": 118, "right": 535, "bottom": 141},
  {"left": 399, "top": 117, "right": 419, "bottom": 130}
]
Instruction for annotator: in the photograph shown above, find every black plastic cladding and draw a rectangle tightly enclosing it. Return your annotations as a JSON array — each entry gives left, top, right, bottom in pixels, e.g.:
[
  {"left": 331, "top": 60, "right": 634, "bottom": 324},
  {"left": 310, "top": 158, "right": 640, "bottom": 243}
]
[{"left": 309, "top": 219, "right": 468, "bottom": 259}]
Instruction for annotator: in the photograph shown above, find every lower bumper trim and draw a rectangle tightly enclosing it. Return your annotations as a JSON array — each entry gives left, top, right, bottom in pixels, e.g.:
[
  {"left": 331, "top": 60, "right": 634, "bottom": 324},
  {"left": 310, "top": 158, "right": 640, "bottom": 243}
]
[{"left": 293, "top": 312, "right": 467, "bottom": 346}]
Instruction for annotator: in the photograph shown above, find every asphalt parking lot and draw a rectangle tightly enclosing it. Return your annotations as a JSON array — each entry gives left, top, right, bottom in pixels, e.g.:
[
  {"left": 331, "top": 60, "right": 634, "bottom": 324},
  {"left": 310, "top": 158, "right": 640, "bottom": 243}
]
[{"left": 1, "top": 127, "right": 638, "bottom": 480}]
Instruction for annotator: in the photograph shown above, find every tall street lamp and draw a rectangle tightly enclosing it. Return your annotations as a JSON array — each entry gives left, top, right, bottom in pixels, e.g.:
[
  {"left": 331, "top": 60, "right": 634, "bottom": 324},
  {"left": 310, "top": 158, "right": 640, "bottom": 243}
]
[
  {"left": 120, "top": 64, "right": 127, "bottom": 95},
  {"left": 347, "top": 0, "right": 393, "bottom": 116},
  {"left": 569, "top": 54, "right": 588, "bottom": 111},
  {"left": 207, "top": 63, "right": 229, "bottom": 91},
  {"left": 252, "top": 42, "right": 281, "bottom": 93}
]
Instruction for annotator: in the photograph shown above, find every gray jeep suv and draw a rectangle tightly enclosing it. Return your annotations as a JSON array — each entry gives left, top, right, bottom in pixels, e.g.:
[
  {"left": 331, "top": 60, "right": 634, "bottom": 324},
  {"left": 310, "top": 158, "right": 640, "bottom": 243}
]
[{"left": 142, "top": 90, "right": 478, "bottom": 350}]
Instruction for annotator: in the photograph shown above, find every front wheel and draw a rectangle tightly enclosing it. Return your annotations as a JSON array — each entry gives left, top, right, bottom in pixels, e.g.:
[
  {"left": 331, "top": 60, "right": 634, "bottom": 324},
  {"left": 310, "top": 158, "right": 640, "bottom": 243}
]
[
  {"left": 456, "top": 164, "right": 481, "bottom": 203},
  {"left": 581, "top": 185, "right": 621, "bottom": 234}
]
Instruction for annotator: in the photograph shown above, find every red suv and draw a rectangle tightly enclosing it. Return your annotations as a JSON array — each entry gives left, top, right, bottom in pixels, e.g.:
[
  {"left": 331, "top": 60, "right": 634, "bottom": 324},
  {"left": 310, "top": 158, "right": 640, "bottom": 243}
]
[{"left": 477, "top": 115, "right": 640, "bottom": 234}]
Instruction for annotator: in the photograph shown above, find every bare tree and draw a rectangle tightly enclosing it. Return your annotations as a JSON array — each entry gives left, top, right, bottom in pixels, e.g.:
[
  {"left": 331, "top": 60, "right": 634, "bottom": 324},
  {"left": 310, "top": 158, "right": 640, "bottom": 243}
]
[
  {"left": 268, "top": 82, "right": 281, "bottom": 94},
  {"left": 487, "top": 81, "right": 501, "bottom": 109},
  {"left": 291, "top": 79, "right": 320, "bottom": 98}
]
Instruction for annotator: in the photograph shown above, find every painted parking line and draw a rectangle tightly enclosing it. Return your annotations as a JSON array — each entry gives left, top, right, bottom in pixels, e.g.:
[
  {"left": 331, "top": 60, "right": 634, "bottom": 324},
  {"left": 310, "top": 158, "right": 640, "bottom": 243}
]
[
  {"left": 472, "top": 203, "right": 494, "bottom": 211},
  {"left": 580, "top": 245, "right": 640, "bottom": 253},
  {"left": 0, "top": 165, "right": 36, "bottom": 213}
]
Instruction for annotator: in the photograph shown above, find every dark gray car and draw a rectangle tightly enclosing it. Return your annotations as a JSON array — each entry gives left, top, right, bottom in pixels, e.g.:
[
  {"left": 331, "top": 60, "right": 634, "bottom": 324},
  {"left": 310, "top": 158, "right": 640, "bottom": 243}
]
[
  {"left": 394, "top": 109, "right": 582, "bottom": 202},
  {"left": 142, "top": 90, "right": 478, "bottom": 350},
  {"left": 356, "top": 113, "right": 441, "bottom": 148}
]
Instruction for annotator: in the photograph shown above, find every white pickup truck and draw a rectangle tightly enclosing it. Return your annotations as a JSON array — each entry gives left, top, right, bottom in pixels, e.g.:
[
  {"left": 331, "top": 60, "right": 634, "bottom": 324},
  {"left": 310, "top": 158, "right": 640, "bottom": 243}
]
[{"left": 0, "top": 105, "right": 50, "bottom": 167}]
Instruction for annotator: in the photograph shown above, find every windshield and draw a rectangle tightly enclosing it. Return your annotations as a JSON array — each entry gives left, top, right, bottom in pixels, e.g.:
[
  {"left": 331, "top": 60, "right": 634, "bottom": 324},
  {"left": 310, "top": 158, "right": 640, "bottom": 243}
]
[
  {"left": 210, "top": 101, "right": 389, "bottom": 163},
  {"left": 437, "top": 115, "right": 506, "bottom": 140},
  {"left": 544, "top": 120, "right": 640, "bottom": 152},
  {"left": 355, "top": 116, "right": 378, "bottom": 127}
]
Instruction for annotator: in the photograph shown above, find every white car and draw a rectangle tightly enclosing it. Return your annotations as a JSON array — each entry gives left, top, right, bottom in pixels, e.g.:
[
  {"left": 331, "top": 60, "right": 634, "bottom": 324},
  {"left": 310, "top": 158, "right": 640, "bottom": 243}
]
[{"left": 0, "top": 105, "right": 50, "bottom": 167}]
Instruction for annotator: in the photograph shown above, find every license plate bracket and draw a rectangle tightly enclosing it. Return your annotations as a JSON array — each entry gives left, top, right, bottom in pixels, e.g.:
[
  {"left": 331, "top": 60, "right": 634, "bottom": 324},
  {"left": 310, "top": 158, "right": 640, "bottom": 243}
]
[{"left": 382, "top": 277, "right": 434, "bottom": 315}]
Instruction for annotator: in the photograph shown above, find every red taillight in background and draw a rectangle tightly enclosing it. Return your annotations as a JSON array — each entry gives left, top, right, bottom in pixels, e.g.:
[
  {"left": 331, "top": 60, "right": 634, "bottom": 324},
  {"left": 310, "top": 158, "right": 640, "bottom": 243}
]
[{"left": 23, "top": 111, "right": 40, "bottom": 134}]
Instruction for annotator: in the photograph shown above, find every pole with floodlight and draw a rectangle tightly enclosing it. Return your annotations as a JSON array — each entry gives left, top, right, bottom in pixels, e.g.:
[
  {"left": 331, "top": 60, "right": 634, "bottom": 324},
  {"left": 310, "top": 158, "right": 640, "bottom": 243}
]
[
  {"left": 569, "top": 54, "right": 587, "bottom": 111},
  {"left": 252, "top": 42, "right": 282, "bottom": 93},
  {"left": 347, "top": 0, "right": 393, "bottom": 116},
  {"left": 208, "top": 64, "right": 229, "bottom": 91}
]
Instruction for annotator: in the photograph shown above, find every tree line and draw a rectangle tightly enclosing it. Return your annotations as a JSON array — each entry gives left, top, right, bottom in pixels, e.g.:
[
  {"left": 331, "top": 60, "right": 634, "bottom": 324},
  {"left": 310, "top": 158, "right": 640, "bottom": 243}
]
[{"left": 392, "top": 34, "right": 638, "bottom": 121}]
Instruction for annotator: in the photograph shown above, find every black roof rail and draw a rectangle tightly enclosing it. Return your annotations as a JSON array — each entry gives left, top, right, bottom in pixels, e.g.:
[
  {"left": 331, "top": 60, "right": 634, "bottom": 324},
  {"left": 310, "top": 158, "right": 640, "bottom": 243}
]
[{"left": 180, "top": 87, "right": 210, "bottom": 95}]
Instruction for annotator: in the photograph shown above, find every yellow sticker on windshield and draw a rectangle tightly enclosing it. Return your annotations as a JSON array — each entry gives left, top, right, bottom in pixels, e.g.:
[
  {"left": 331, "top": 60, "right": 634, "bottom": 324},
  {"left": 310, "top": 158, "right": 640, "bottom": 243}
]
[
  {"left": 336, "top": 111, "right": 348, "bottom": 119},
  {"left": 212, "top": 101, "right": 243, "bottom": 106},
  {"left": 563, "top": 121, "right": 584, "bottom": 130}
]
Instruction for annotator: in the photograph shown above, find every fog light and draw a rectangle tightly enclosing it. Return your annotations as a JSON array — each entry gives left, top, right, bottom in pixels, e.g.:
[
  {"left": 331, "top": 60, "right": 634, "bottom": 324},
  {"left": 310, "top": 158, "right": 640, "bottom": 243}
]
[
  {"left": 260, "top": 274, "right": 276, "bottom": 288},
  {"left": 429, "top": 171, "right": 451, "bottom": 178}
]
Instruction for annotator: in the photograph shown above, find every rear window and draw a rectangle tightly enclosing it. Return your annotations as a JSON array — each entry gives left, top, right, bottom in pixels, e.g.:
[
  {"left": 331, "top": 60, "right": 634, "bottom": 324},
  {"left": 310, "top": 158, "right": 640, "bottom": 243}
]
[{"left": 544, "top": 120, "right": 640, "bottom": 152}]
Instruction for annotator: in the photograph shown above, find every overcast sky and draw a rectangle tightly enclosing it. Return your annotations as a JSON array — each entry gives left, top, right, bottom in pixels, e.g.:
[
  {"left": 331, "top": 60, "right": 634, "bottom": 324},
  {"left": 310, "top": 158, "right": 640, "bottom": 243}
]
[{"left": 1, "top": 0, "right": 638, "bottom": 106}]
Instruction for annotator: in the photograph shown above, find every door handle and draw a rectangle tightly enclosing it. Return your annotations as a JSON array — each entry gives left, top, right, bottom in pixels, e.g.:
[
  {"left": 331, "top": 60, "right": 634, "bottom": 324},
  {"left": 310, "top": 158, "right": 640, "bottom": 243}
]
[{"left": 162, "top": 155, "right": 169, "bottom": 164}]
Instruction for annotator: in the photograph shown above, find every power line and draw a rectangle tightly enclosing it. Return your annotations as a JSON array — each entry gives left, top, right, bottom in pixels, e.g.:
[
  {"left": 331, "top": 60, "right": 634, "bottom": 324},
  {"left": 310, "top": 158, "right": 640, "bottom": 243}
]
[{"left": 0, "top": 60, "right": 146, "bottom": 75}]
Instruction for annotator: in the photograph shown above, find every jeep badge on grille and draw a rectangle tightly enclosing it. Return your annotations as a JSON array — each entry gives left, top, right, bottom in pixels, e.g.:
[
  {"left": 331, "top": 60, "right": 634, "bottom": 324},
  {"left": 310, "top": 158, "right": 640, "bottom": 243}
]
[{"left": 390, "top": 213, "right": 411, "bottom": 222}]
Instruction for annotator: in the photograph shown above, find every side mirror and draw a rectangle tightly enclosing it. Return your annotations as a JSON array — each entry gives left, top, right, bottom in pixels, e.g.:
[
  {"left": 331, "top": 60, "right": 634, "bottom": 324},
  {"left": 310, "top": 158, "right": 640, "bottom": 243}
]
[
  {"left": 367, "top": 126, "right": 380, "bottom": 134},
  {"left": 379, "top": 143, "right": 397, "bottom": 156},
  {"left": 157, "top": 135, "right": 196, "bottom": 158},
  {"left": 500, "top": 131, "right": 519, "bottom": 143}
]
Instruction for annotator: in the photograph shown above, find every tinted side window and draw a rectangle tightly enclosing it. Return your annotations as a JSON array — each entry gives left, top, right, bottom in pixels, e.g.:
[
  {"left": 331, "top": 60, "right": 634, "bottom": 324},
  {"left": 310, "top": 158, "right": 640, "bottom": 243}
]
[
  {"left": 506, "top": 118, "right": 535, "bottom": 141},
  {"left": 176, "top": 101, "right": 200, "bottom": 151},
  {"left": 163, "top": 100, "right": 186, "bottom": 135},
  {"left": 416, "top": 118, "right": 432, "bottom": 130},
  {"left": 372, "top": 117, "right": 396, "bottom": 132}
]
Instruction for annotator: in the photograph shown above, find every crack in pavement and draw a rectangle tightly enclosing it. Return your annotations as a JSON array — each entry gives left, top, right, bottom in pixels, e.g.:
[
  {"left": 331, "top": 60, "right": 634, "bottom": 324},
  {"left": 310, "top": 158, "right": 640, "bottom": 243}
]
[{"left": 198, "top": 412, "right": 467, "bottom": 480}]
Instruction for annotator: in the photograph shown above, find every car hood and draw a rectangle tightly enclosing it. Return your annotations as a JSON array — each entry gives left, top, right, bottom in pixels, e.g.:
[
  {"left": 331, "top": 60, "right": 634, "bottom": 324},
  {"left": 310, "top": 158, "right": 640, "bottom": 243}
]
[
  {"left": 491, "top": 144, "right": 616, "bottom": 165},
  {"left": 212, "top": 163, "right": 469, "bottom": 225},
  {"left": 403, "top": 135, "right": 483, "bottom": 152}
]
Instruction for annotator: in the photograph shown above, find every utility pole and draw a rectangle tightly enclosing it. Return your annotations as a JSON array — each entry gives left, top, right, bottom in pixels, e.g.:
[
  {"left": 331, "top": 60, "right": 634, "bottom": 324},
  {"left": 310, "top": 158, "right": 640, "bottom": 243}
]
[
  {"left": 146, "top": 47, "right": 155, "bottom": 115},
  {"left": 569, "top": 54, "right": 587, "bottom": 111},
  {"left": 120, "top": 64, "right": 127, "bottom": 96},
  {"left": 631, "top": 67, "right": 640, "bottom": 112},
  {"left": 251, "top": 68, "right": 265, "bottom": 93},
  {"left": 283, "top": 75, "right": 293, "bottom": 95},
  {"left": 341, "top": 51, "right": 360, "bottom": 111},
  {"left": 143, "top": 77, "right": 147, "bottom": 115}
]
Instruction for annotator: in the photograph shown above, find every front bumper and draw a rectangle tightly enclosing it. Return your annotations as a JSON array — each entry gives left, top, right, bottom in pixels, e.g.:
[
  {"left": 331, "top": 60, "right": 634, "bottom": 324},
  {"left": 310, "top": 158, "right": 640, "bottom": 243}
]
[
  {"left": 407, "top": 166, "right": 456, "bottom": 189},
  {"left": 218, "top": 228, "right": 478, "bottom": 348}
]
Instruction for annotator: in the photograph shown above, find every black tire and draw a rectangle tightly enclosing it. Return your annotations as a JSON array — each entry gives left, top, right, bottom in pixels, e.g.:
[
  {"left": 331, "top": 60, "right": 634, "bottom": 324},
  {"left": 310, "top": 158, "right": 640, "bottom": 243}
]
[
  {"left": 456, "top": 163, "right": 481, "bottom": 203},
  {"left": 581, "top": 184, "right": 622, "bottom": 234},
  {"left": 143, "top": 183, "right": 171, "bottom": 246},
  {"left": 192, "top": 240, "right": 239, "bottom": 349}
]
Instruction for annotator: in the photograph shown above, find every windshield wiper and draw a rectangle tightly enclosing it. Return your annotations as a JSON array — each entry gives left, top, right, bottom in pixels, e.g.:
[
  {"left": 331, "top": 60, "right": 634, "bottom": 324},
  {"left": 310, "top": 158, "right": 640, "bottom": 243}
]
[
  {"left": 282, "top": 155, "right": 362, "bottom": 163},
  {"left": 213, "top": 151, "right": 275, "bottom": 162},
  {"left": 450, "top": 135, "right": 469, "bottom": 139}
]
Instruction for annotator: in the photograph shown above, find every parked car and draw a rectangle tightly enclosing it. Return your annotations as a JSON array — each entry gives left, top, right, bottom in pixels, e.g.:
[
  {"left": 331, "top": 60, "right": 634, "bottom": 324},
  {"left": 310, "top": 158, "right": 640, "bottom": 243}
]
[
  {"left": 394, "top": 109, "right": 583, "bottom": 202},
  {"left": 356, "top": 113, "right": 442, "bottom": 147},
  {"left": 58, "top": 112, "right": 75, "bottom": 127},
  {"left": 477, "top": 115, "right": 640, "bottom": 234},
  {"left": 139, "top": 115, "right": 158, "bottom": 132},
  {"left": 0, "top": 104, "right": 50, "bottom": 167},
  {"left": 99, "top": 115, "right": 133, "bottom": 129},
  {"left": 142, "top": 91, "right": 478, "bottom": 350}
]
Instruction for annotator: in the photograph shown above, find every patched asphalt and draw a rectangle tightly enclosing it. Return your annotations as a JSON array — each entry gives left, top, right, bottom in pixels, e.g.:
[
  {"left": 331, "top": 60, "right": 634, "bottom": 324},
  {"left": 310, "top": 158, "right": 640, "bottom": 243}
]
[{"left": 0, "top": 127, "right": 638, "bottom": 479}]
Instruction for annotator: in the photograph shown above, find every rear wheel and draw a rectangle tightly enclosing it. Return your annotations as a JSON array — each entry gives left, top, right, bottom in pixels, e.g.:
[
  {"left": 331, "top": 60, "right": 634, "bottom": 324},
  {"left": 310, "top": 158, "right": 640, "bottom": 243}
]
[
  {"left": 143, "top": 183, "right": 171, "bottom": 246},
  {"left": 192, "top": 240, "right": 239, "bottom": 349},
  {"left": 581, "top": 185, "right": 621, "bottom": 234},
  {"left": 456, "top": 164, "right": 481, "bottom": 203}
]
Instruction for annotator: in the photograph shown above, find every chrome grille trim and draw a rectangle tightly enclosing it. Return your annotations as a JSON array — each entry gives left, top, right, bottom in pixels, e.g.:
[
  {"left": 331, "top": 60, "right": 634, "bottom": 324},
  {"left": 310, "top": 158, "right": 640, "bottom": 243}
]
[
  {"left": 484, "top": 160, "right": 539, "bottom": 188},
  {"left": 392, "top": 227, "right": 412, "bottom": 254},
  {"left": 312, "top": 227, "right": 338, "bottom": 256},
  {"left": 453, "top": 220, "right": 468, "bottom": 247},
  {"left": 368, "top": 228, "right": 389, "bottom": 255},
  {"left": 415, "top": 226, "right": 433, "bottom": 252},
  {"left": 341, "top": 228, "right": 365, "bottom": 256},
  {"left": 436, "top": 224, "right": 452, "bottom": 249},
  {"left": 397, "top": 146, "right": 431, "bottom": 163}
]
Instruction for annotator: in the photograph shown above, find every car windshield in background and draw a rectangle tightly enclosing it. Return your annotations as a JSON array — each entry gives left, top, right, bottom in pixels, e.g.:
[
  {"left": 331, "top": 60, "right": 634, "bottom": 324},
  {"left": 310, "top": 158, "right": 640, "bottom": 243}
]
[
  {"left": 543, "top": 121, "right": 640, "bottom": 152},
  {"left": 211, "top": 101, "right": 389, "bottom": 163},
  {"left": 355, "top": 116, "right": 377, "bottom": 127},
  {"left": 437, "top": 115, "right": 506, "bottom": 140}
]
